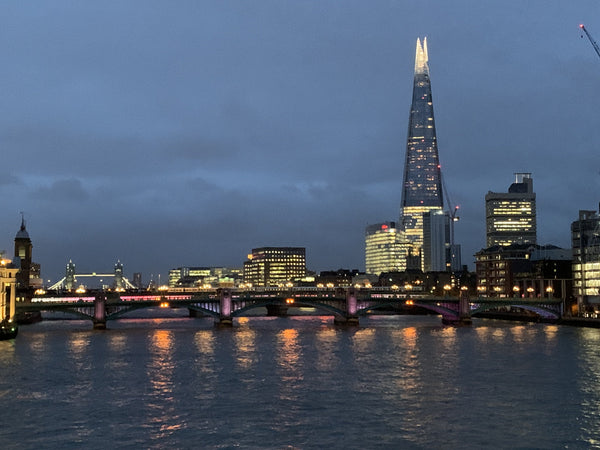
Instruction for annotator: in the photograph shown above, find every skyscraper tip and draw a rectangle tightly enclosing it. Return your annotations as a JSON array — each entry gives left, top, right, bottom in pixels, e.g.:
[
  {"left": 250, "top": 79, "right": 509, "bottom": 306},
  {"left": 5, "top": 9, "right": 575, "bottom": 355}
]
[{"left": 414, "top": 37, "right": 429, "bottom": 75}]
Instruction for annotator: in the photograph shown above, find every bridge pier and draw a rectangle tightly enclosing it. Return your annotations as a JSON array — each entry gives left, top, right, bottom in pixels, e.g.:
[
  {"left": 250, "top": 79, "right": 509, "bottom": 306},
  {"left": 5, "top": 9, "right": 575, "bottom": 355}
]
[
  {"left": 93, "top": 294, "right": 107, "bottom": 330},
  {"left": 334, "top": 288, "right": 359, "bottom": 326},
  {"left": 216, "top": 289, "right": 233, "bottom": 327},
  {"left": 442, "top": 290, "right": 472, "bottom": 325}
]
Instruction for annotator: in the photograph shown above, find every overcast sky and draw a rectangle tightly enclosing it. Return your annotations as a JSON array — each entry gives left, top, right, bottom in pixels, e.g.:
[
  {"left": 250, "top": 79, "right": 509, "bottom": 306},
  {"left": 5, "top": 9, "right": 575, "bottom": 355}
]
[{"left": 1, "top": 1, "right": 599, "bottom": 284}]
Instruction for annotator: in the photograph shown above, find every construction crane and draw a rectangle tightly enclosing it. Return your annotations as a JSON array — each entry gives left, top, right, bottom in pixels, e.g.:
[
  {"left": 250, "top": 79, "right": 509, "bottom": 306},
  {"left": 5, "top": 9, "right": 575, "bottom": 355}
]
[{"left": 580, "top": 24, "right": 600, "bottom": 60}]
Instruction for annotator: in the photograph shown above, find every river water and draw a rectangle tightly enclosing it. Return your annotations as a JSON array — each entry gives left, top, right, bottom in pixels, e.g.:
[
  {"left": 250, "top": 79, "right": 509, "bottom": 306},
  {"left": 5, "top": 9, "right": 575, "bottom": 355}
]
[{"left": 0, "top": 313, "right": 599, "bottom": 449}]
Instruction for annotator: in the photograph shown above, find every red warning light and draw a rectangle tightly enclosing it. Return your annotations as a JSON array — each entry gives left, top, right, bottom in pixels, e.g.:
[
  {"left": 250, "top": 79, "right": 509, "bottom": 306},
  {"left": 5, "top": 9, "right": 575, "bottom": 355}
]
[
  {"left": 580, "top": 24, "right": 585, "bottom": 29},
  {"left": 381, "top": 224, "right": 388, "bottom": 230}
]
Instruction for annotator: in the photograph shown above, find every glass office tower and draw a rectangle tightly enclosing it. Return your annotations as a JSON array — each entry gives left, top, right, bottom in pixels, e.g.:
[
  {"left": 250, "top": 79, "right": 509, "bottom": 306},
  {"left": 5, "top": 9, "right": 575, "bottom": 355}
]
[{"left": 400, "top": 38, "right": 444, "bottom": 268}]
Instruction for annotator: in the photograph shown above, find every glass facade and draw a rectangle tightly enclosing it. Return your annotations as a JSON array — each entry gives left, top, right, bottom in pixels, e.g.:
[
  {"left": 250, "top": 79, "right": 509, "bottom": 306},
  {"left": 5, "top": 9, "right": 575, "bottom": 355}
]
[
  {"left": 365, "top": 222, "right": 410, "bottom": 275},
  {"left": 572, "top": 209, "right": 600, "bottom": 307},
  {"left": 243, "top": 247, "right": 306, "bottom": 287},
  {"left": 485, "top": 173, "right": 536, "bottom": 247},
  {"left": 400, "top": 38, "right": 444, "bottom": 263}
]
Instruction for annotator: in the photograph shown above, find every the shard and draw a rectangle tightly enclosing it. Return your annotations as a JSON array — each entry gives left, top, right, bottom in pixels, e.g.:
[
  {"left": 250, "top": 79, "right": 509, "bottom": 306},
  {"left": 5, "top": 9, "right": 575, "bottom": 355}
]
[{"left": 400, "top": 37, "right": 444, "bottom": 262}]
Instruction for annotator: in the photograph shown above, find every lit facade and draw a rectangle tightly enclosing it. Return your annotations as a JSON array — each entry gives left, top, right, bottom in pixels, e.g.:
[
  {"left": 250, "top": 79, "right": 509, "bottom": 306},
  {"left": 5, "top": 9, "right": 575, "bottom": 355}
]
[
  {"left": 423, "top": 210, "right": 450, "bottom": 272},
  {"left": 365, "top": 222, "right": 410, "bottom": 275},
  {"left": 572, "top": 208, "right": 600, "bottom": 310},
  {"left": 243, "top": 247, "right": 306, "bottom": 287},
  {"left": 400, "top": 38, "right": 444, "bottom": 269},
  {"left": 485, "top": 173, "right": 537, "bottom": 247},
  {"left": 168, "top": 267, "right": 242, "bottom": 288},
  {"left": 0, "top": 259, "right": 19, "bottom": 323}
]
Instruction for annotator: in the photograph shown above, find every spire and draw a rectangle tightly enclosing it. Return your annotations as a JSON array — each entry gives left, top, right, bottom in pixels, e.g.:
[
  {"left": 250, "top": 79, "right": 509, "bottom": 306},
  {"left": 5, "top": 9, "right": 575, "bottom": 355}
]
[
  {"left": 15, "top": 213, "right": 30, "bottom": 239},
  {"left": 414, "top": 37, "right": 429, "bottom": 75}
]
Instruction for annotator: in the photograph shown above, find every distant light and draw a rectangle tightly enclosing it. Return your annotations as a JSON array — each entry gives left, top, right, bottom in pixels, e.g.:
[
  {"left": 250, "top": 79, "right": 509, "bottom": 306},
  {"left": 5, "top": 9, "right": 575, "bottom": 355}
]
[
  {"left": 381, "top": 224, "right": 388, "bottom": 230},
  {"left": 580, "top": 24, "right": 585, "bottom": 29}
]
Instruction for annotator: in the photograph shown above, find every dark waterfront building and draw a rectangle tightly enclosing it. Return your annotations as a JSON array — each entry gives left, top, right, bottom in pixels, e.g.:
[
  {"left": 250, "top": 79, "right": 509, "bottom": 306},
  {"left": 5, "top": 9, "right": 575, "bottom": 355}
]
[
  {"left": 14, "top": 217, "right": 32, "bottom": 293},
  {"left": 13, "top": 217, "right": 41, "bottom": 301},
  {"left": 400, "top": 37, "right": 444, "bottom": 268},
  {"left": 485, "top": 173, "right": 537, "bottom": 247},
  {"left": 475, "top": 243, "right": 571, "bottom": 300}
]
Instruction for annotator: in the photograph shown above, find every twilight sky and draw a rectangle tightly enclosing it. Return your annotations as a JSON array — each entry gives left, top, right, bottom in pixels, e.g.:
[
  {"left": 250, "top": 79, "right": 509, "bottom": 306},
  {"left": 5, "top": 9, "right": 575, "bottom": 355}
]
[{"left": 1, "top": 1, "right": 599, "bottom": 284}]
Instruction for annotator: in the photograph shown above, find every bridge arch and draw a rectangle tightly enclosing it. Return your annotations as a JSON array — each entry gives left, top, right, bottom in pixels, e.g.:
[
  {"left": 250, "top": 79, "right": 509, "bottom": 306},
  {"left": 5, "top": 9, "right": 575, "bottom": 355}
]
[{"left": 471, "top": 303, "right": 561, "bottom": 320}]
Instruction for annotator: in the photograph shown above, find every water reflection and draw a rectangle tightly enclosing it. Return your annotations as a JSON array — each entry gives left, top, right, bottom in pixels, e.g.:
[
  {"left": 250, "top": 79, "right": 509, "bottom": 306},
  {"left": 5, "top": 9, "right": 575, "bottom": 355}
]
[
  {"left": 192, "top": 330, "right": 217, "bottom": 402},
  {"left": 144, "top": 330, "right": 183, "bottom": 441},
  {"left": 393, "top": 327, "right": 422, "bottom": 393},
  {"left": 577, "top": 328, "right": 600, "bottom": 446},
  {"left": 276, "top": 328, "right": 303, "bottom": 402},
  {"left": 315, "top": 328, "right": 340, "bottom": 373},
  {"left": 233, "top": 327, "right": 257, "bottom": 371}
]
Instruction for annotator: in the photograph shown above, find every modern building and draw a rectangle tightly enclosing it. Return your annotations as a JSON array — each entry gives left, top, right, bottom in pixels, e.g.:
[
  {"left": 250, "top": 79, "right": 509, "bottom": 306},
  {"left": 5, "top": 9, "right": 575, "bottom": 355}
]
[
  {"left": 572, "top": 207, "right": 600, "bottom": 311},
  {"left": 423, "top": 210, "right": 451, "bottom": 272},
  {"left": 485, "top": 173, "right": 537, "bottom": 247},
  {"left": 168, "top": 267, "right": 242, "bottom": 288},
  {"left": 400, "top": 37, "right": 444, "bottom": 270},
  {"left": 243, "top": 247, "right": 306, "bottom": 287},
  {"left": 365, "top": 222, "right": 411, "bottom": 275}
]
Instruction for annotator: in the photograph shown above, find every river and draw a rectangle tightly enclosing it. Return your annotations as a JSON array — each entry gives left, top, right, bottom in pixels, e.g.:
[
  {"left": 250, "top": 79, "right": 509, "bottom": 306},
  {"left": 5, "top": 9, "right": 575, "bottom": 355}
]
[{"left": 0, "top": 313, "right": 599, "bottom": 449}]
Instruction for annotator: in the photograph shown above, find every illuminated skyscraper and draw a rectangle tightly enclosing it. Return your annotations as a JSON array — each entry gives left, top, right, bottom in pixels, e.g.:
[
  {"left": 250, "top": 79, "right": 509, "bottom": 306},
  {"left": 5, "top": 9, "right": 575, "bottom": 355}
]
[
  {"left": 400, "top": 38, "right": 444, "bottom": 268},
  {"left": 485, "top": 173, "right": 537, "bottom": 247},
  {"left": 365, "top": 222, "right": 411, "bottom": 275}
]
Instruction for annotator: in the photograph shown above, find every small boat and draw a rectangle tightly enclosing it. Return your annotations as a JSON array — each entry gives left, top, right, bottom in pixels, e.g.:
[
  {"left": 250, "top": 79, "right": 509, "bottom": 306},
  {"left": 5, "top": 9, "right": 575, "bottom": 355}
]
[{"left": 0, "top": 319, "right": 18, "bottom": 340}]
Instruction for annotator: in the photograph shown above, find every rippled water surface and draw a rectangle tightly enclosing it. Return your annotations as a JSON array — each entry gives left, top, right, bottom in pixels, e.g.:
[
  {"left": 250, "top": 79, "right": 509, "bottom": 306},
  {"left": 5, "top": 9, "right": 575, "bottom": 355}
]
[{"left": 1, "top": 314, "right": 599, "bottom": 449}]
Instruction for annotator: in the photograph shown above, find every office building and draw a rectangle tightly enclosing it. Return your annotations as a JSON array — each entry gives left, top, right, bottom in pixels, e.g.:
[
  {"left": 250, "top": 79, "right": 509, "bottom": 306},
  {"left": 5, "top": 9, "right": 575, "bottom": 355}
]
[
  {"left": 485, "top": 173, "right": 537, "bottom": 247},
  {"left": 572, "top": 207, "right": 600, "bottom": 310},
  {"left": 423, "top": 210, "right": 451, "bottom": 272},
  {"left": 365, "top": 222, "right": 411, "bottom": 275},
  {"left": 400, "top": 37, "right": 444, "bottom": 270},
  {"left": 168, "top": 267, "right": 242, "bottom": 288},
  {"left": 243, "top": 247, "right": 306, "bottom": 287}
]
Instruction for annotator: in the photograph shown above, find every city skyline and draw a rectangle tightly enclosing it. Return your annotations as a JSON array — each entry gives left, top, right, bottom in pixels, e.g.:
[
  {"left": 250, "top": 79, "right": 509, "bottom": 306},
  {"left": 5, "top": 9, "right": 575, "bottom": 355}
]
[{"left": 0, "top": 2, "right": 599, "bottom": 282}]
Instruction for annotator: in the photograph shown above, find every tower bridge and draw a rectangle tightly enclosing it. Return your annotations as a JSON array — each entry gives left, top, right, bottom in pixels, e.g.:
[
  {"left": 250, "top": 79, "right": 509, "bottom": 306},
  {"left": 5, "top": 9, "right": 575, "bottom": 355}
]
[
  {"left": 48, "top": 260, "right": 136, "bottom": 291},
  {"left": 17, "top": 287, "right": 564, "bottom": 330}
]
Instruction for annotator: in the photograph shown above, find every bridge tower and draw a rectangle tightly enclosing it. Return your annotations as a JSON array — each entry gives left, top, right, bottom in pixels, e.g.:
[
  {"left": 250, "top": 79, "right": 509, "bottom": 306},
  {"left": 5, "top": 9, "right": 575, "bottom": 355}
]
[
  {"left": 65, "top": 260, "right": 76, "bottom": 291},
  {"left": 14, "top": 216, "right": 33, "bottom": 300},
  {"left": 114, "top": 261, "right": 124, "bottom": 290}
]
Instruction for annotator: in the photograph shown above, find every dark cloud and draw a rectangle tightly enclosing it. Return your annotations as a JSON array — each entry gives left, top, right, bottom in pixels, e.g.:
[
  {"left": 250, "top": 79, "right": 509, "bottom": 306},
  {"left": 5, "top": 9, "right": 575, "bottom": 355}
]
[
  {"left": 30, "top": 178, "right": 89, "bottom": 202},
  {"left": 0, "top": 1, "right": 598, "bottom": 282}
]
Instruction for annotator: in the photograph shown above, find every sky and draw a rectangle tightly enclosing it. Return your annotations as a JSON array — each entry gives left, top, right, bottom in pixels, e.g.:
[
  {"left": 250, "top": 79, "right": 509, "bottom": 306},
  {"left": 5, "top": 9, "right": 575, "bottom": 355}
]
[{"left": 1, "top": 1, "right": 599, "bottom": 284}]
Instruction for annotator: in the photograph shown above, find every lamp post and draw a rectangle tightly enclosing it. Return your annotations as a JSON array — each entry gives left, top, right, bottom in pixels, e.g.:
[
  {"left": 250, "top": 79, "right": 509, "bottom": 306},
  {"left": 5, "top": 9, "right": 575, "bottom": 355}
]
[
  {"left": 527, "top": 286, "right": 534, "bottom": 298},
  {"left": 513, "top": 285, "right": 520, "bottom": 298},
  {"left": 546, "top": 286, "right": 554, "bottom": 299},
  {"left": 443, "top": 284, "right": 452, "bottom": 298}
]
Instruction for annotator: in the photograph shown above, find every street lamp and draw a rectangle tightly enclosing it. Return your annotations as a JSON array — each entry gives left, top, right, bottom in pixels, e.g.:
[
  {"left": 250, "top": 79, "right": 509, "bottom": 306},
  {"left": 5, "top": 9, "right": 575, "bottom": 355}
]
[
  {"left": 513, "top": 285, "right": 520, "bottom": 298},
  {"left": 546, "top": 286, "right": 554, "bottom": 298},
  {"left": 443, "top": 284, "right": 452, "bottom": 297},
  {"left": 527, "top": 287, "right": 534, "bottom": 298}
]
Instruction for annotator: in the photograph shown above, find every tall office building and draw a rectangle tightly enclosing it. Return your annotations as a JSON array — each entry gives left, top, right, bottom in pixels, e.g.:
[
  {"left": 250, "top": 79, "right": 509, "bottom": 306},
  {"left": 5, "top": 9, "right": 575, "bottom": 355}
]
[
  {"left": 485, "top": 173, "right": 537, "bottom": 247},
  {"left": 572, "top": 207, "right": 600, "bottom": 309},
  {"left": 365, "top": 222, "right": 411, "bottom": 275},
  {"left": 423, "top": 210, "right": 451, "bottom": 272},
  {"left": 243, "top": 247, "right": 306, "bottom": 287},
  {"left": 400, "top": 38, "right": 444, "bottom": 269}
]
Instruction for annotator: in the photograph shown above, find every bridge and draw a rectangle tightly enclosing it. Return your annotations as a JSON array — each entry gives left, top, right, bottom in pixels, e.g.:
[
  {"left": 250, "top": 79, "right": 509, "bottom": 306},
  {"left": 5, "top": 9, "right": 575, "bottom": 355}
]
[
  {"left": 48, "top": 260, "right": 136, "bottom": 291},
  {"left": 17, "top": 287, "right": 564, "bottom": 329}
]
